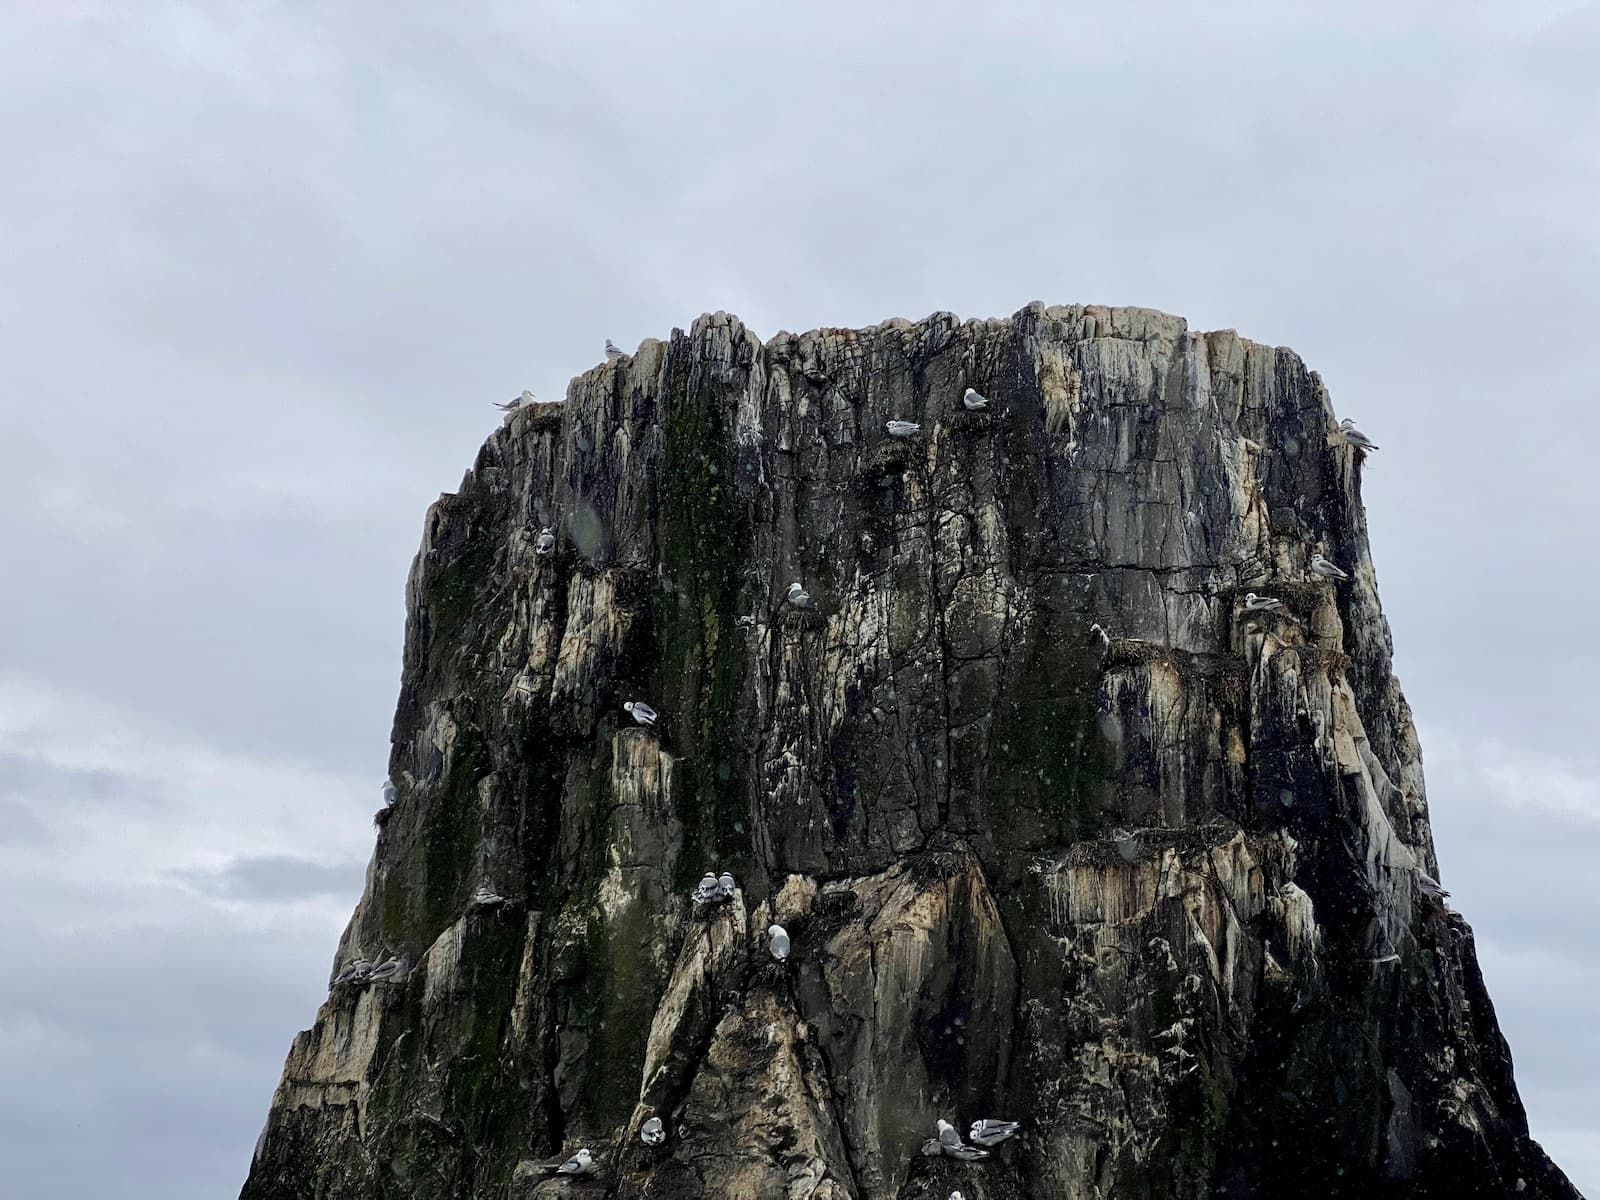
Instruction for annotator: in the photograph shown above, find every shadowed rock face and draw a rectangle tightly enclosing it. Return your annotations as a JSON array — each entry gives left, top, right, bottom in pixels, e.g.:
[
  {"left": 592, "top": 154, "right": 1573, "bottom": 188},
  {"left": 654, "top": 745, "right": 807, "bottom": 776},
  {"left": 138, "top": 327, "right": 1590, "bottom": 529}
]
[{"left": 240, "top": 304, "right": 1579, "bottom": 1200}]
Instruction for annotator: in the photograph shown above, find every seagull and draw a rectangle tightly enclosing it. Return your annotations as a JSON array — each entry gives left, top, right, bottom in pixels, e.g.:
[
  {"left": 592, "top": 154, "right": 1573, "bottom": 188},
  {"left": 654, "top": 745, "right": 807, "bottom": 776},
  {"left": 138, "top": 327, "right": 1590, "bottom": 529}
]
[
  {"left": 1338, "top": 417, "right": 1380, "bottom": 452},
  {"left": 735, "top": 614, "right": 756, "bottom": 628},
  {"left": 786, "top": 582, "right": 813, "bottom": 609},
  {"left": 605, "top": 339, "right": 625, "bottom": 360},
  {"left": 468, "top": 885, "right": 506, "bottom": 911},
  {"left": 935, "top": 1118, "right": 989, "bottom": 1159},
  {"left": 624, "top": 700, "right": 658, "bottom": 728},
  {"left": 380, "top": 780, "right": 397, "bottom": 806},
  {"left": 1088, "top": 622, "right": 1111, "bottom": 648},
  {"left": 717, "top": 872, "right": 736, "bottom": 900},
  {"left": 950, "top": 1194, "right": 966, "bottom": 1200},
  {"left": 1309, "top": 554, "right": 1349, "bottom": 581},
  {"left": 962, "top": 387, "right": 989, "bottom": 411},
  {"left": 1418, "top": 872, "right": 1451, "bottom": 903},
  {"left": 885, "top": 420, "right": 921, "bottom": 438},
  {"left": 332, "top": 959, "right": 372, "bottom": 987},
  {"left": 641, "top": 1117, "right": 666, "bottom": 1146},
  {"left": 494, "top": 390, "right": 536, "bottom": 412},
  {"left": 367, "top": 955, "right": 408, "bottom": 983},
  {"left": 691, "top": 872, "right": 719, "bottom": 903},
  {"left": 555, "top": 1148, "right": 594, "bottom": 1175},
  {"left": 969, "top": 1119, "right": 1021, "bottom": 1147},
  {"left": 535, "top": 527, "right": 556, "bottom": 556},
  {"left": 768, "top": 924, "right": 790, "bottom": 961},
  {"left": 1243, "top": 592, "right": 1283, "bottom": 612}
]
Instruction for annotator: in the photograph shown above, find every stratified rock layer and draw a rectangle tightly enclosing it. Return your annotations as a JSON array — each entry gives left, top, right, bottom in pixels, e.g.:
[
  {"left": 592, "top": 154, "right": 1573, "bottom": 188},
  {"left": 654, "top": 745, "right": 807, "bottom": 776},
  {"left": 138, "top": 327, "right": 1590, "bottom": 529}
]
[{"left": 241, "top": 304, "right": 1579, "bottom": 1200}]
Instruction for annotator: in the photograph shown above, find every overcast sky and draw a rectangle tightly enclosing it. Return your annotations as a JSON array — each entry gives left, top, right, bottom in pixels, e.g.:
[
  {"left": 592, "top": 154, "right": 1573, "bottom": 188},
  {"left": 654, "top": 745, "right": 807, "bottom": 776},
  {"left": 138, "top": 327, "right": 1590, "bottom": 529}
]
[{"left": 1, "top": 4, "right": 1596, "bottom": 1197}]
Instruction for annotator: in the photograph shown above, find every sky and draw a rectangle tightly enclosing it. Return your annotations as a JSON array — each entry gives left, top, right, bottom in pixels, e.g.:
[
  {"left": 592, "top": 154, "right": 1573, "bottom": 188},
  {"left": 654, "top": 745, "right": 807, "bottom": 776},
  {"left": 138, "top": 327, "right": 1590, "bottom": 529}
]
[{"left": 0, "top": 3, "right": 1595, "bottom": 1196}]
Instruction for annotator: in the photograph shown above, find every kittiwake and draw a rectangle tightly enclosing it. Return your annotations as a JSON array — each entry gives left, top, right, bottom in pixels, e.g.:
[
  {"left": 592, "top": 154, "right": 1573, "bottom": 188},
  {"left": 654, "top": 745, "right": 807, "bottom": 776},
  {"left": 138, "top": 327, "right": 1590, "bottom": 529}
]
[
  {"left": 624, "top": 700, "right": 658, "bottom": 728},
  {"left": 786, "top": 582, "right": 813, "bottom": 609},
  {"left": 885, "top": 420, "right": 921, "bottom": 438},
  {"left": 641, "top": 1117, "right": 666, "bottom": 1146},
  {"left": 1338, "top": 417, "right": 1379, "bottom": 451},
  {"left": 1309, "top": 554, "right": 1349, "bottom": 581},
  {"left": 605, "top": 339, "right": 625, "bottom": 360},
  {"left": 962, "top": 387, "right": 989, "bottom": 411},
  {"left": 768, "top": 924, "right": 790, "bottom": 961},
  {"left": 969, "top": 1119, "right": 1020, "bottom": 1147},
  {"left": 1243, "top": 592, "right": 1283, "bottom": 612},
  {"left": 555, "top": 1147, "right": 593, "bottom": 1175}
]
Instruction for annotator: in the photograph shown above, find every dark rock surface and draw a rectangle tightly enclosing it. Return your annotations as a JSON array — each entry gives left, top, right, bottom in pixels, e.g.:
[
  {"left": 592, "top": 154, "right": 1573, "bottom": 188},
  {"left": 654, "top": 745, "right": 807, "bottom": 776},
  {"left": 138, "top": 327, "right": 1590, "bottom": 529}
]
[{"left": 240, "top": 304, "right": 1581, "bottom": 1199}]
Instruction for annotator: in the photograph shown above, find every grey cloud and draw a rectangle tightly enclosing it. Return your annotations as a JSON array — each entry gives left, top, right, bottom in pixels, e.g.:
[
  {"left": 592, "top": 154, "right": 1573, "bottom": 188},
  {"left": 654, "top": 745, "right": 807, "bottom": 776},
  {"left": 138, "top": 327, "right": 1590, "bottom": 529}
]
[{"left": 179, "top": 855, "right": 365, "bottom": 903}]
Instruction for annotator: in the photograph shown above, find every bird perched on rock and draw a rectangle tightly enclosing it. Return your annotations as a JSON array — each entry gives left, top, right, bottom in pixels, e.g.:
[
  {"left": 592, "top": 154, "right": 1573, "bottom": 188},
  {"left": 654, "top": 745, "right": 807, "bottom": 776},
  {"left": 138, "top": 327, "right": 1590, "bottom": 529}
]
[
  {"left": 1418, "top": 872, "right": 1451, "bottom": 905},
  {"left": 885, "top": 419, "right": 921, "bottom": 438},
  {"left": 1243, "top": 592, "right": 1282, "bottom": 611},
  {"left": 1088, "top": 622, "right": 1111, "bottom": 649},
  {"left": 969, "top": 1119, "right": 1021, "bottom": 1147},
  {"left": 605, "top": 339, "right": 625, "bottom": 360},
  {"left": 367, "top": 955, "right": 408, "bottom": 983},
  {"left": 554, "top": 1148, "right": 593, "bottom": 1175},
  {"left": 691, "top": 872, "right": 719, "bottom": 903},
  {"left": 950, "top": 1193, "right": 965, "bottom": 1200},
  {"left": 717, "top": 872, "right": 736, "bottom": 900},
  {"left": 735, "top": 614, "right": 756, "bottom": 628},
  {"left": 623, "top": 700, "right": 658, "bottom": 728},
  {"left": 495, "top": 390, "right": 536, "bottom": 413},
  {"left": 786, "top": 582, "right": 813, "bottom": 609},
  {"left": 380, "top": 780, "right": 397, "bottom": 806},
  {"left": 332, "top": 959, "right": 371, "bottom": 987},
  {"left": 1338, "top": 417, "right": 1379, "bottom": 452},
  {"left": 1310, "top": 554, "right": 1349, "bottom": 581},
  {"left": 640, "top": 1117, "right": 666, "bottom": 1146},
  {"left": 962, "top": 387, "right": 989, "bottom": 411},
  {"left": 768, "top": 924, "right": 790, "bottom": 960},
  {"left": 936, "top": 1119, "right": 989, "bottom": 1160},
  {"left": 468, "top": 885, "right": 506, "bottom": 911},
  {"left": 534, "top": 527, "right": 556, "bottom": 556}
]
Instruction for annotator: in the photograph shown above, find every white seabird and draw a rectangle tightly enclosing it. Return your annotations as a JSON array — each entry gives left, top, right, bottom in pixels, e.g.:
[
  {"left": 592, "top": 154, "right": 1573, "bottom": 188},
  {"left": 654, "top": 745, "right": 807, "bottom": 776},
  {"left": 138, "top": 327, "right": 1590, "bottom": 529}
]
[
  {"left": 936, "top": 1118, "right": 989, "bottom": 1159},
  {"left": 962, "top": 387, "right": 989, "bottom": 411},
  {"left": 786, "top": 582, "right": 813, "bottom": 609},
  {"left": 535, "top": 527, "right": 556, "bottom": 556},
  {"left": 1089, "top": 622, "right": 1111, "bottom": 648},
  {"left": 469, "top": 886, "right": 506, "bottom": 911},
  {"left": 641, "top": 1117, "right": 666, "bottom": 1146},
  {"left": 717, "top": 872, "right": 736, "bottom": 900},
  {"left": 605, "top": 339, "right": 625, "bottom": 360},
  {"left": 381, "top": 780, "right": 397, "bottom": 806},
  {"left": 368, "top": 955, "right": 408, "bottom": 983},
  {"left": 691, "top": 872, "right": 719, "bottom": 902},
  {"left": 1243, "top": 592, "right": 1283, "bottom": 612},
  {"left": 1309, "top": 554, "right": 1349, "bottom": 581},
  {"left": 885, "top": 420, "right": 921, "bottom": 438},
  {"left": 735, "top": 614, "right": 756, "bottom": 628},
  {"left": 950, "top": 1193, "right": 966, "bottom": 1200},
  {"left": 1338, "top": 417, "right": 1380, "bottom": 452},
  {"left": 768, "top": 924, "right": 790, "bottom": 961},
  {"left": 332, "top": 959, "right": 372, "bottom": 987},
  {"left": 555, "top": 1147, "right": 594, "bottom": 1175},
  {"left": 969, "top": 1119, "right": 1021, "bottom": 1147},
  {"left": 624, "top": 700, "right": 658, "bottom": 728},
  {"left": 1418, "top": 872, "right": 1451, "bottom": 903}
]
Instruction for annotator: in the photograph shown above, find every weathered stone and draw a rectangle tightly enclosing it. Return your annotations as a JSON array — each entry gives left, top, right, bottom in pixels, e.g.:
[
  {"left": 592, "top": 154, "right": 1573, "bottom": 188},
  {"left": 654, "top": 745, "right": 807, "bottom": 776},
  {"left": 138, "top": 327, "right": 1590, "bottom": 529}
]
[{"left": 241, "top": 304, "right": 1578, "bottom": 1199}]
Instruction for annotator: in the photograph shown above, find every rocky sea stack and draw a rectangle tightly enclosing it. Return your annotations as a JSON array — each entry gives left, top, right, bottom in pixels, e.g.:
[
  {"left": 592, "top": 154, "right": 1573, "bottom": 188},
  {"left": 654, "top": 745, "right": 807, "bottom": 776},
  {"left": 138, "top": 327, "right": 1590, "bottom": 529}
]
[{"left": 241, "top": 304, "right": 1580, "bottom": 1199}]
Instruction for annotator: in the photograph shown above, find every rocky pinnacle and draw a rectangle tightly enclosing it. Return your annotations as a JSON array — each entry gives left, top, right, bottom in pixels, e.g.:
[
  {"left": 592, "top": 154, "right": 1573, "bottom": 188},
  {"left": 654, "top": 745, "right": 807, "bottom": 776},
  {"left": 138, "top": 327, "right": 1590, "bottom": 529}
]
[{"left": 240, "top": 304, "right": 1579, "bottom": 1200}]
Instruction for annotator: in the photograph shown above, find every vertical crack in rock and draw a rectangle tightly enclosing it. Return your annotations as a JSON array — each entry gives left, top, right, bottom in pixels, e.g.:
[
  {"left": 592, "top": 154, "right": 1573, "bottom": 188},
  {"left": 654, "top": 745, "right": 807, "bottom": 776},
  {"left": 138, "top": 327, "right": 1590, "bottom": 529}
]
[{"left": 241, "top": 305, "right": 1580, "bottom": 1200}]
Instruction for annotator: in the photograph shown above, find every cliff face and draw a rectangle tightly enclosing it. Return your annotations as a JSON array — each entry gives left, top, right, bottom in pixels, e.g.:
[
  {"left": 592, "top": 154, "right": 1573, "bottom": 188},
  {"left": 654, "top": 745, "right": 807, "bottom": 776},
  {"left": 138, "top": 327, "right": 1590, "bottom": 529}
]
[{"left": 241, "top": 304, "right": 1580, "bottom": 1200}]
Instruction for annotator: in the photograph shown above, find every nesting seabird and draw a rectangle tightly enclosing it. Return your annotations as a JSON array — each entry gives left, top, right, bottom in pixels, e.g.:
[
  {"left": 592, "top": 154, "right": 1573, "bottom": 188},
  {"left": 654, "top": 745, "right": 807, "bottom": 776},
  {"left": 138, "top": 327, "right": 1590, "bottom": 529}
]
[
  {"left": 961, "top": 387, "right": 989, "bottom": 411},
  {"left": 367, "top": 955, "right": 408, "bottom": 983},
  {"left": 950, "top": 1193, "right": 966, "bottom": 1200},
  {"left": 885, "top": 420, "right": 921, "bottom": 438},
  {"left": 605, "top": 339, "right": 625, "bottom": 360},
  {"left": 640, "top": 1117, "right": 666, "bottom": 1146},
  {"left": 555, "top": 1147, "right": 594, "bottom": 1175},
  {"left": 1309, "top": 554, "right": 1349, "bottom": 581},
  {"left": 936, "top": 1119, "right": 990, "bottom": 1159},
  {"left": 717, "top": 871, "right": 736, "bottom": 900},
  {"left": 624, "top": 700, "right": 658, "bottom": 728},
  {"left": 691, "top": 872, "right": 719, "bottom": 903},
  {"left": 1243, "top": 592, "right": 1283, "bottom": 612},
  {"left": 1418, "top": 872, "right": 1451, "bottom": 903},
  {"left": 969, "top": 1119, "right": 1021, "bottom": 1147},
  {"left": 735, "top": 614, "right": 756, "bottom": 628},
  {"left": 469, "top": 885, "right": 506, "bottom": 911},
  {"left": 332, "top": 959, "right": 372, "bottom": 987},
  {"left": 381, "top": 780, "right": 397, "bottom": 806},
  {"left": 768, "top": 923, "right": 790, "bottom": 961},
  {"left": 1338, "top": 417, "right": 1380, "bottom": 452},
  {"left": 535, "top": 527, "right": 556, "bottom": 556},
  {"left": 786, "top": 582, "right": 813, "bottom": 609},
  {"left": 1088, "top": 622, "right": 1111, "bottom": 648}
]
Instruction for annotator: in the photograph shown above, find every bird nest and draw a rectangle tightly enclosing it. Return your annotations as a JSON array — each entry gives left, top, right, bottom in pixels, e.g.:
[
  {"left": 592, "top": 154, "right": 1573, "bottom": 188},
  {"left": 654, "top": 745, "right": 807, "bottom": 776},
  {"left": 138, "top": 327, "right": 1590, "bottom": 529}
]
[
  {"left": 860, "top": 439, "right": 915, "bottom": 483},
  {"left": 780, "top": 607, "right": 826, "bottom": 633},
  {"left": 950, "top": 408, "right": 994, "bottom": 436}
]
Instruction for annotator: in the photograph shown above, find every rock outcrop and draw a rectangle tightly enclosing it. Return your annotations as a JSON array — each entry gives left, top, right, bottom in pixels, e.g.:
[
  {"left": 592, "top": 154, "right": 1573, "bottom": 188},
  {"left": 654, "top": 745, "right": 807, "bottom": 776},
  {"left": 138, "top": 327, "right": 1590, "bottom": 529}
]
[{"left": 241, "top": 304, "right": 1580, "bottom": 1199}]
